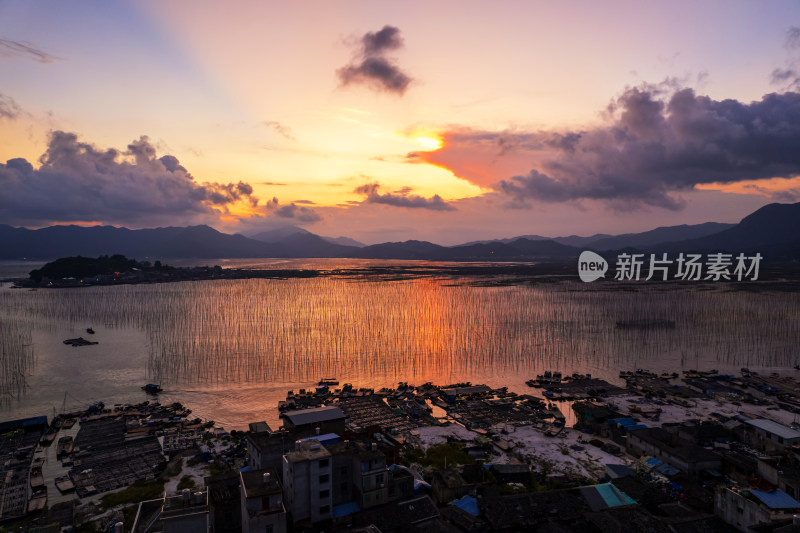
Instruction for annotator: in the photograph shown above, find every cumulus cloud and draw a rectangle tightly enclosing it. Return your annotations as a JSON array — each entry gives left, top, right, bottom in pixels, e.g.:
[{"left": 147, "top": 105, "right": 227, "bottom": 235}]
[
  {"left": 414, "top": 83, "right": 800, "bottom": 210},
  {"left": 264, "top": 197, "right": 321, "bottom": 222},
  {"left": 262, "top": 120, "right": 296, "bottom": 141},
  {"left": 0, "top": 93, "right": 21, "bottom": 119},
  {"left": 502, "top": 86, "right": 800, "bottom": 209},
  {"left": 354, "top": 182, "right": 455, "bottom": 211},
  {"left": 0, "top": 38, "right": 63, "bottom": 63},
  {"left": 0, "top": 131, "right": 258, "bottom": 226},
  {"left": 337, "top": 25, "right": 412, "bottom": 95}
]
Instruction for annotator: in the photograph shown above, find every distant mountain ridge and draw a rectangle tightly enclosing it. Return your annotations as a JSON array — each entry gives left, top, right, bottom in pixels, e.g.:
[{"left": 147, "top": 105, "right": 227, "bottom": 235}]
[
  {"left": 465, "top": 222, "right": 734, "bottom": 250},
  {"left": 1, "top": 202, "right": 798, "bottom": 261}
]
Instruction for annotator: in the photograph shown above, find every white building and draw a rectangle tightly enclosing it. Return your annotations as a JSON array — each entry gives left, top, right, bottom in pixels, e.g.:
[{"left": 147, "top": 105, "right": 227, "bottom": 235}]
[{"left": 282, "top": 440, "right": 333, "bottom": 525}]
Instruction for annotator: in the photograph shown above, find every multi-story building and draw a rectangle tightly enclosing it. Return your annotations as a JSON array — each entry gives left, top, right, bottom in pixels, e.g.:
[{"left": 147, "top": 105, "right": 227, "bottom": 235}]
[
  {"left": 240, "top": 470, "right": 287, "bottom": 533},
  {"left": 282, "top": 440, "right": 333, "bottom": 525},
  {"left": 351, "top": 441, "right": 388, "bottom": 509}
]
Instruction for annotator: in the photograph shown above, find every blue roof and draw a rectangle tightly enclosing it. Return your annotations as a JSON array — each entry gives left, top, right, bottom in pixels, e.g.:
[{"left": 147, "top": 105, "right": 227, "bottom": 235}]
[
  {"left": 750, "top": 489, "right": 800, "bottom": 510},
  {"left": 610, "top": 417, "right": 637, "bottom": 427},
  {"left": 596, "top": 483, "right": 636, "bottom": 507},
  {"left": 332, "top": 501, "right": 361, "bottom": 518},
  {"left": 581, "top": 483, "right": 636, "bottom": 511},
  {"left": 238, "top": 466, "right": 252, "bottom": 472},
  {"left": 644, "top": 457, "right": 662, "bottom": 468},
  {"left": 654, "top": 463, "right": 681, "bottom": 478},
  {"left": 451, "top": 495, "right": 480, "bottom": 516}
]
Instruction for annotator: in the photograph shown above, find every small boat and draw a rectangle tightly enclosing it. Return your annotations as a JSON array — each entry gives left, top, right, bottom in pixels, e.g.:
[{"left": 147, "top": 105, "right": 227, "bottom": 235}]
[
  {"left": 63, "top": 337, "right": 98, "bottom": 347},
  {"left": 55, "top": 475, "right": 75, "bottom": 493},
  {"left": 86, "top": 327, "right": 95, "bottom": 334},
  {"left": 40, "top": 429, "right": 57, "bottom": 446},
  {"left": 142, "top": 384, "right": 163, "bottom": 394},
  {"left": 319, "top": 378, "right": 339, "bottom": 386},
  {"left": 57, "top": 436, "right": 73, "bottom": 458}
]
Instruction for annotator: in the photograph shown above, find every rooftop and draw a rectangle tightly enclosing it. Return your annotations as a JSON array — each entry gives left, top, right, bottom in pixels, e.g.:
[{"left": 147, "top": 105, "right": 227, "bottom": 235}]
[
  {"left": 749, "top": 489, "right": 800, "bottom": 510},
  {"left": 745, "top": 419, "right": 800, "bottom": 440},
  {"left": 281, "top": 406, "right": 345, "bottom": 427},
  {"left": 240, "top": 470, "right": 282, "bottom": 498},
  {"left": 580, "top": 483, "right": 637, "bottom": 512},
  {"left": 286, "top": 439, "right": 331, "bottom": 461}
]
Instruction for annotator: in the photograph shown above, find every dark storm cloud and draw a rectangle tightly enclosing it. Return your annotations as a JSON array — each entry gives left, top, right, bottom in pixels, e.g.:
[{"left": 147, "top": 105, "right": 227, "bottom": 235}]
[
  {"left": 337, "top": 25, "right": 412, "bottom": 95},
  {"left": 0, "top": 38, "right": 63, "bottom": 63},
  {"left": 262, "top": 120, "right": 296, "bottom": 141},
  {"left": 495, "top": 86, "right": 800, "bottom": 209},
  {"left": 0, "top": 93, "right": 21, "bottom": 119},
  {"left": 354, "top": 182, "right": 455, "bottom": 211},
  {"left": 264, "top": 197, "right": 322, "bottom": 222},
  {"left": 0, "top": 131, "right": 259, "bottom": 226}
]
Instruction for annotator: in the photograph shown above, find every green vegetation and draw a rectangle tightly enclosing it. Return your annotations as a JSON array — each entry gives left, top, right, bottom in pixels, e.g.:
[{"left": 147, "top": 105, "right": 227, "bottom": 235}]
[
  {"left": 99, "top": 479, "right": 164, "bottom": 511},
  {"left": 401, "top": 442, "right": 475, "bottom": 470},
  {"left": 177, "top": 475, "right": 196, "bottom": 490},
  {"left": 206, "top": 462, "right": 225, "bottom": 476},
  {"left": 164, "top": 457, "right": 184, "bottom": 479},
  {"left": 29, "top": 254, "right": 172, "bottom": 282}
]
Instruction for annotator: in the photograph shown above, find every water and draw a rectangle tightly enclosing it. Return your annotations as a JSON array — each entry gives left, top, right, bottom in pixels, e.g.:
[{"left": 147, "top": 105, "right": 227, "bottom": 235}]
[{"left": 1, "top": 259, "right": 799, "bottom": 429}]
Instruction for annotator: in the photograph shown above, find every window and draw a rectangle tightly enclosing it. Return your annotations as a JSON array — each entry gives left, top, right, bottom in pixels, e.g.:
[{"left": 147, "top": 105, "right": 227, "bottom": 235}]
[
  {"left": 265, "top": 526, "right": 273, "bottom": 533},
  {"left": 376, "top": 474, "right": 384, "bottom": 484},
  {"left": 320, "top": 458, "right": 329, "bottom": 467},
  {"left": 376, "top": 492, "right": 382, "bottom": 501},
  {"left": 362, "top": 461, "right": 370, "bottom": 472},
  {"left": 320, "top": 489, "right": 330, "bottom": 498},
  {"left": 319, "top": 474, "right": 329, "bottom": 483},
  {"left": 340, "top": 481, "right": 349, "bottom": 492},
  {"left": 340, "top": 466, "right": 348, "bottom": 476},
  {"left": 320, "top": 505, "right": 330, "bottom": 514}
]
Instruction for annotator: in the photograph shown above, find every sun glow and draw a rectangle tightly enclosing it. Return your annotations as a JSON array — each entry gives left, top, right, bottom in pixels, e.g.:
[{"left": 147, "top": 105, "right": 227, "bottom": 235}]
[{"left": 415, "top": 135, "right": 443, "bottom": 151}]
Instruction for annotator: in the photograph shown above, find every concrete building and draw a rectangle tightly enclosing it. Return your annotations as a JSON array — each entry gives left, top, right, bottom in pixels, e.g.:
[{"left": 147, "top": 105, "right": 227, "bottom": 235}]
[
  {"left": 240, "top": 470, "right": 287, "bottom": 533},
  {"left": 131, "top": 489, "right": 209, "bottom": 533},
  {"left": 351, "top": 441, "right": 389, "bottom": 509},
  {"left": 627, "top": 427, "right": 721, "bottom": 474},
  {"left": 716, "top": 486, "right": 800, "bottom": 532},
  {"left": 742, "top": 419, "right": 800, "bottom": 453},
  {"left": 280, "top": 406, "right": 346, "bottom": 438},
  {"left": 246, "top": 430, "right": 294, "bottom": 476},
  {"left": 282, "top": 440, "right": 333, "bottom": 525},
  {"left": 757, "top": 456, "right": 800, "bottom": 500},
  {"left": 206, "top": 472, "right": 242, "bottom": 533}
]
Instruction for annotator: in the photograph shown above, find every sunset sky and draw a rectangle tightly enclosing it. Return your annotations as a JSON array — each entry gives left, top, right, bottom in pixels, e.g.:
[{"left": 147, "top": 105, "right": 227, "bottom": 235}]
[{"left": 1, "top": 1, "right": 799, "bottom": 244}]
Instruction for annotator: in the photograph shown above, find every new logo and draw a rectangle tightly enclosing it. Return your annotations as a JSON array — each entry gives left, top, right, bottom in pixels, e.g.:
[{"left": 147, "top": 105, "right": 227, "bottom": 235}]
[{"left": 578, "top": 251, "right": 608, "bottom": 282}]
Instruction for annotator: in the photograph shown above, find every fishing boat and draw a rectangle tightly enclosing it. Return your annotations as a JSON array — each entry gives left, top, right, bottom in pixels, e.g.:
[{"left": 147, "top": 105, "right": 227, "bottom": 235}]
[
  {"left": 142, "top": 384, "right": 163, "bottom": 394},
  {"left": 319, "top": 378, "right": 339, "bottom": 386},
  {"left": 86, "top": 327, "right": 95, "bottom": 334},
  {"left": 40, "top": 428, "right": 57, "bottom": 446},
  {"left": 55, "top": 475, "right": 75, "bottom": 493},
  {"left": 57, "top": 436, "right": 73, "bottom": 458}
]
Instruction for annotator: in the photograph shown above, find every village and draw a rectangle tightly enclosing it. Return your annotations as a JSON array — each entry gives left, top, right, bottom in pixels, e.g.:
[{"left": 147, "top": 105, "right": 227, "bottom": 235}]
[{"left": 1, "top": 368, "right": 800, "bottom": 533}]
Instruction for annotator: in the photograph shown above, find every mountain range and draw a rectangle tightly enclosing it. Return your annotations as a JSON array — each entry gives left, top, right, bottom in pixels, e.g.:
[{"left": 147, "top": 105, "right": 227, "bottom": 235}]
[{"left": 1, "top": 202, "right": 798, "bottom": 261}]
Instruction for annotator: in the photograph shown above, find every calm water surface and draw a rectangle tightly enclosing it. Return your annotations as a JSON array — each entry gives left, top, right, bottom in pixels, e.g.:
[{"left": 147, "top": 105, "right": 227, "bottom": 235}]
[{"left": 1, "top": 259, "right": 798, "bottom": 429}]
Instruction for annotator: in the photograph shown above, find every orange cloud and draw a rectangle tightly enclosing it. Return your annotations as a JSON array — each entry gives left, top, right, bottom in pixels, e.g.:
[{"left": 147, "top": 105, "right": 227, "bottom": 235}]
[
  {"left": 696, "top": 176, "right": 800, "bottom": 202},
  {"left": 407, "top": 128, "right": 548, "bottom": 189}
]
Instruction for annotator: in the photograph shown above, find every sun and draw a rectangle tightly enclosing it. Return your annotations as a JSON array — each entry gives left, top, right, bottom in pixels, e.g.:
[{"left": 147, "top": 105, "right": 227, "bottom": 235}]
[{"left": 415, "top": 135, "right": 443, "bottom": 151}]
